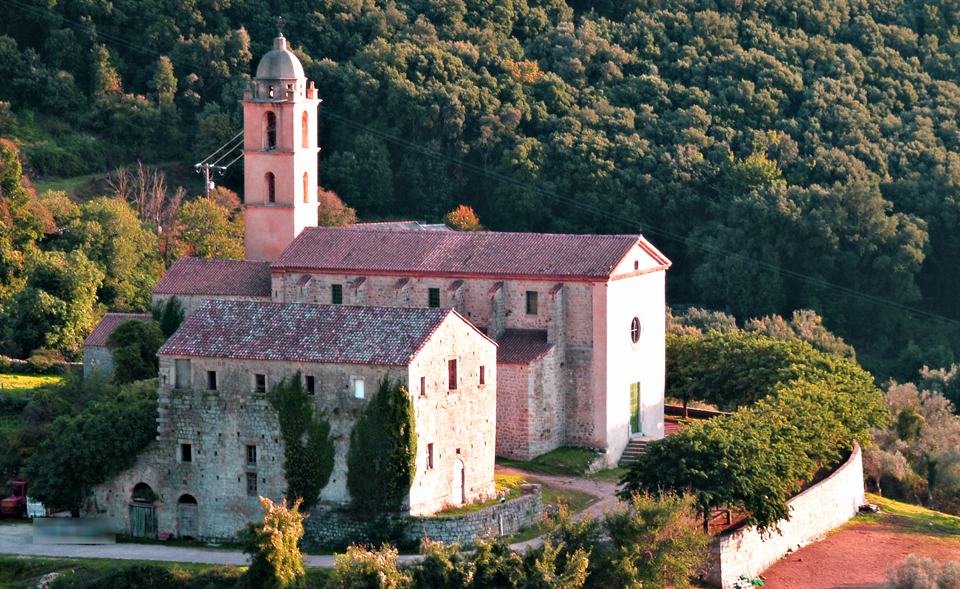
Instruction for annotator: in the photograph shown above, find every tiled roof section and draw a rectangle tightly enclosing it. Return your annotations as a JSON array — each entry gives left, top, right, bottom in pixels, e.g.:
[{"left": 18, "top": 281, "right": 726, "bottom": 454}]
[
  {"left": 297, "top": 274, "right": 313, "bottom": 286},
  {"left": 447, "top": 279, "right": 464, "bottom": 292},
  {"left": 273, "top": 228, "right": 655, "bottom": 279},
  {"left": 84, "top": 313, "right": 152, "bottom": 347},
  {"left": 394, "top": 278, "right": 410, "bottom": 290},
  {"left": 350, "top": 276, "right": 366, "bottom": 289},
  {"left": 354, "top": 221, "right": 451, "bottom": 231},
  {"left": 489, "top": 281, "right": 503, "bottom": 294},
  {"left": 159, "top": 300, "right": 452, "bottom": 366},
  {"left": 549, "top": 283, "right": 564, "bottom": 295},
  {"left": 496, "top": 329, "right": 555, "bottom": 365},
  {"left": 153, "top": 257, "right": 272, "bottom": 297}
]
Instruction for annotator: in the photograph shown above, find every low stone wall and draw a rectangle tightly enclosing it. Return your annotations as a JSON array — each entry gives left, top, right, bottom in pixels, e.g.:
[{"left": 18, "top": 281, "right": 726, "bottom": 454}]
[
  {"left": 704, "top": 443, "right": 864, "bottom": 588},
  {"left": 302, "top": 484, "right": 544, "bottom": 550}
]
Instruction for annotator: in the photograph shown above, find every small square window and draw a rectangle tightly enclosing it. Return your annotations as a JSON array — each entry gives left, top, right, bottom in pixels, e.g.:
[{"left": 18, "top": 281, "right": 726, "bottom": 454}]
[
  {"left": 255, "top": 374, "right": 267, "bottom": 394},
  {"left": 428, "top": 288, "right": 440, "bottom": 308},
  {"left": 354, "top": 379, "right": 365, "bottom": 399},
  {"left": 426, "top": 443, "right": 434, "bottom": 470},
  {"left": 332, "top": 284, "right": 343, "bottom": 305},
  {"left": 479, "top": 365, "right": 485, "bottom": 385},
  {"left": 448, "top": 359, "right": 458, "bottom": 390},
  {"left": 306, "top": 375, "right": 316, "bottom": 395},
  {"left": 181, "top": 443, "right": 192, "bottom": 463},
  {"left": 246, "top": 472, "right": 258, "bottom": 496},
  {"left": 246, "top": 445, "right": 257, "bottom": 466},
  {"left": 526, "top": 291, "right": 538, "bottom": 315},
  {"left": 420, "top": 376, "right": 426, "bottom": 397},
  {"left": 207, "top": 370, "right": 217, "bottom": 391}
]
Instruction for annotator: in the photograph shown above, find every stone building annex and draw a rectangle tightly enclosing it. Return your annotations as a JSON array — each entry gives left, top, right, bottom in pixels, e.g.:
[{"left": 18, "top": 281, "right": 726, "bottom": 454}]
[{"left": 89, "top": 31, "right": 671, "bottom": 540}]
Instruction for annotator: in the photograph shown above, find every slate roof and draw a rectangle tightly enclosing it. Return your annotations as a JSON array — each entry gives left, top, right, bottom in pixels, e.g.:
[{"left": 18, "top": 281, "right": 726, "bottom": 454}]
[
  {"left": 84, "top": 313, "right": 153, "bottom": 347},
  {"left": 159, "top": 300, "right": 463, "bottom": 366},
  {"left": 272, "top": 228, "right": 667, "bottom": 280},
  {"left": 153, "top": 258, "right": 272, "bottom": 297},
  {"left": 496, "top": 329, "right": 555, "bottom": 365}
]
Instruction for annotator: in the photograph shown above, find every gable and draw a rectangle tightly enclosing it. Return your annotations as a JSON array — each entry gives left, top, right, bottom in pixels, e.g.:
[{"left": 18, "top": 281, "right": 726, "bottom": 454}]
[{"left": 609, "top": 236, "right": 672, "bottom": 279}]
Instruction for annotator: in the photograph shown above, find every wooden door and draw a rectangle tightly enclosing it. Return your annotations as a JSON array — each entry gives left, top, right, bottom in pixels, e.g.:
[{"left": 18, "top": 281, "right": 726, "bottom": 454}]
[{"left": 129, "top": 504, "right": 157, "bottom": 539}]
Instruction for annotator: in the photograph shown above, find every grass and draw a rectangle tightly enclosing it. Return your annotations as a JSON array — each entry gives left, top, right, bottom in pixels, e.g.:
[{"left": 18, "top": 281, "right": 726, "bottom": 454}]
[
  {"left": 0, "top": 555, "right": 248, "bottom": 589},
  {"left": 587, "top": 466, "right": 628, "bottom": 483},
  {"left": 0, "top": 373, "right": 64, "bottom": 396},
  {"left": 435, "top": 473, "right": 525, "bottom": 516},
  {"left": 496, "top": 447, "right": 602, "bottom": 476},
  {"left": 866, "top": 493, "right": 960, "bottom": 538}
]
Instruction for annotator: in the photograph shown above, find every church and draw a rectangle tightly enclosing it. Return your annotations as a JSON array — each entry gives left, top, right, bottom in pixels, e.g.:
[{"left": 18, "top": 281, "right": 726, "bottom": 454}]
[{"left": 90, "top": 31, "right": 670, "bottom": 540}]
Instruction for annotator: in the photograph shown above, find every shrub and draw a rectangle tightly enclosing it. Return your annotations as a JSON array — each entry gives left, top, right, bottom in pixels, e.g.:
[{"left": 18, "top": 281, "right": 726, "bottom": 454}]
[
  {"left": 26, "top": 348, "right": 60, "bottom": 374},
  {"left": 237, "top": 497, "right": 307, "bottom": 589},
  {"left": 882, "top": 555, "right": 960, "bottom": 589},
  {"left": 330, "top": 544, "right": 412, "bottom": 589}
]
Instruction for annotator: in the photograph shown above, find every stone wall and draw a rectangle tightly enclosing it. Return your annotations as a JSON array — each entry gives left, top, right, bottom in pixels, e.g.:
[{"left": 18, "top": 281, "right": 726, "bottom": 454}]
[
  {"left": 301, "top": 484, "right": 544, "bottom": 550},
  {"left": 704, "top": 443, "right": 865, "bottom": 588},
  {"left": 82, "top": 346, "right": 113, "bottom": 378}
]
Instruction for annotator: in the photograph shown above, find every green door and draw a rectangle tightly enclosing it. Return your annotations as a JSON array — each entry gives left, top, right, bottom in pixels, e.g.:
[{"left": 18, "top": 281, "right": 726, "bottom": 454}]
[{"left": 630, "top": 382, "right": 640, "bottom": 435}]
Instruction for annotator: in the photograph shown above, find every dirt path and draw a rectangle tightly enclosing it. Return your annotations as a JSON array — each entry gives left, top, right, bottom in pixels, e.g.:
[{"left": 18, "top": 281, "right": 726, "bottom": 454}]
[{"left": 761, "top": 515, "right": 960, "bottom": 589}]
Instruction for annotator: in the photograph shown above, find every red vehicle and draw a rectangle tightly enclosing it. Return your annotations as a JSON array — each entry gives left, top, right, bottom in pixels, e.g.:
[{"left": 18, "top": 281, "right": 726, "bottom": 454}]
[{"left": 0, "top": 481, "right": 29, "bottom": 518}]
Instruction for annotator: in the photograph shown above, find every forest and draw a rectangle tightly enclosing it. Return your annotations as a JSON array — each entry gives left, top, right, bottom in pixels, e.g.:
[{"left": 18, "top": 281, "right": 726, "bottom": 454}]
[{"left": 3, "top": 0, "right": 960, "bottom": 379}]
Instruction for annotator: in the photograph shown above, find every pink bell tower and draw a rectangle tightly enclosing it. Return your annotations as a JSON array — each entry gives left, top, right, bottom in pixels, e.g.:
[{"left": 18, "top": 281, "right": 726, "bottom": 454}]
[{"left": 241, "top": 30, "right": 321, "bottom": 262}]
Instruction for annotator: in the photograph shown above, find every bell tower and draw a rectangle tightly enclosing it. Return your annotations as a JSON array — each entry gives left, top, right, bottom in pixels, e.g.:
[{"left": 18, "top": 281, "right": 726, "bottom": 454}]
[{"left": 241, "top": 29, "right": 321, "bottom": 262}]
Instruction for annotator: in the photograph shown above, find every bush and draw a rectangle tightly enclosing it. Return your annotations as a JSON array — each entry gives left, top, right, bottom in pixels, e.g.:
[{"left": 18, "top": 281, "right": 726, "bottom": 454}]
[
  {"left": 237, "top": 497, "right": 306, "bottom": 589},
  {"left": 330, "top": 544, "right": 412, "bottom": 589},
  {"left": 26, "top": 348, "right": 60, "bottom": 374},
  {"left": 882, "top": 555, "right": 960, "bottom": 589}
]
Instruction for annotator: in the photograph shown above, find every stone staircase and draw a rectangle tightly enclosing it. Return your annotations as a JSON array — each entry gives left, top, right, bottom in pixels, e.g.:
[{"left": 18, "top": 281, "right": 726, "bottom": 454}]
[{"left": 618, "top": 438, "right": 650, "bottom": 467}]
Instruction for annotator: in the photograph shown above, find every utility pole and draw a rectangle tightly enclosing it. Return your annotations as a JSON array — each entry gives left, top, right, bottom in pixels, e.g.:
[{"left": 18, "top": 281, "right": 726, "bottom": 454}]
[{"left": 195, "top": 162, "right": 226, "bottom": 198}]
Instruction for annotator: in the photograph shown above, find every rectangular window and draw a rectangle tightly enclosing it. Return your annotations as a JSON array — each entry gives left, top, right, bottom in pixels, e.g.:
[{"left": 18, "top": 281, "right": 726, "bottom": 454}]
[
  {"left": 255, "top": 374, "right": 266, "bottom": 394},
  {"left": 246, "top": 472, "right": 258, "bottom": 497},
  {"left": 420, "top": 376, "right": 426, "bottom": 397},
  {"left": 426, "top": 443, "right": 434, "bottom": 470},
  {"left": 181, "top": 443, "right": 192, "bottom": 463},
  {"left": 305, "top": 375, "right": 315, "bottom": 395},
  {"left": 448, "top": 359, "right": 458, "bottom": 390},
  {"left": 526, "top": 291, "right": 538, "bottom": 315},
  {"left": 332, "top": 284, "right": 343, "bottom": 305},
  {"left": 428, "top": 288, "right": 440, "bottom": 308},
  {"left": 246, "top": 445, "right": 257, "bottom": 466},
  {"left": 207, "top": 370, "right": 217, "bottom": 391},
  {"left": 479, "top": 365, "right": 485, "bottom": 385},
  {"left": 354, "top": 379, "right": 365, "bottom": 399},
  {"left": 175, "top": 359, "right": 191, "bottom": 389}
]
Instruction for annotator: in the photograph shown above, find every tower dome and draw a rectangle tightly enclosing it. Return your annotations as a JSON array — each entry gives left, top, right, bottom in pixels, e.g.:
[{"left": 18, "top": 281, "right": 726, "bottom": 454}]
[{"left": 255, "top": 34, "right": 305, "bottom": 81}]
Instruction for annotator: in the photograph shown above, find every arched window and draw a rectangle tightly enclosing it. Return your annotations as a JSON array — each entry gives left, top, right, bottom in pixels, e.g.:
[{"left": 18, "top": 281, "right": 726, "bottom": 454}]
[
  {"left": 302, "top": 112, "right": 309, "bottom": 148},
  {"left": 265, "top": 112, "right": 277, "bottom": 149},
  {"left": 266, "top": 172, "right": 275, "bottom": 203},
  {"left": 303, "top": 172, "right": 309, "bottom": 203}
]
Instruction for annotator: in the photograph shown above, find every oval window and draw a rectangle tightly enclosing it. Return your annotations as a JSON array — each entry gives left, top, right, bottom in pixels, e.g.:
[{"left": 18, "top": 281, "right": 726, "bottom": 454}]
[{"left": 630, "top": 316, "right": 641, "bottom": 345}]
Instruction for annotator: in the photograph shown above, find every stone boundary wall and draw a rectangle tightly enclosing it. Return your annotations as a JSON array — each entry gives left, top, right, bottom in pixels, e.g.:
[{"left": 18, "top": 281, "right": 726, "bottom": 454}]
[
  {"left": 302, "top": 484, "right": 544, "bottom": 550},
  {"left": 704, "top": 443, "right": 864, "bottom": 588}
]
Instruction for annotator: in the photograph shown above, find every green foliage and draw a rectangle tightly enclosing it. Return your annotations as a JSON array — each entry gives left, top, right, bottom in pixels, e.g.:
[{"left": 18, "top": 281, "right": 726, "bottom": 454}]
[
  {"left": 152, "top": 296, "right": 185, "bottom": 339},
  {"left": 268, "top": 372, "right": 335, "bottom": 512},
  {"left": 26, "top": 347, "right": 60, "bottom": 374},
  {"left": 331, "top": 544, "right": 412, "bottom": 589},
  {"left": 603, "top": 493, "right": 710, "bottom": 589},
  {"left": 624, "top": 331, "right": 887, "bottom": 533},
  {"left": 106, "top": 318, "right": 164, "bottom": 384},
  {"left": 346, "top": 379, "right": 417, "bottom": 513},
  {"left": 317, "top": 188, "right": 357, "bottom": 227},
  {"left": 237, "top": 497, "right": 307, "bottom": 589},
  {"left": 0, "top": 137, "right": 26, "bottom": 198},
  {"left": 23, "top": 379, "right": 157, "bottom": 513},
  {"left": 881, "top": 555, "right": 960, "bottom": 589},
  {"left": 174, "top": 193, "right": 244, "bottom": 260}
]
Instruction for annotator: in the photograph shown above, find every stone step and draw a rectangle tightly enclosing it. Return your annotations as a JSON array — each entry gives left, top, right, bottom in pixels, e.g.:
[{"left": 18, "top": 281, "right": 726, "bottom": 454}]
[{"left": 618, "top": 439, "right": 650, "bottom": 467}]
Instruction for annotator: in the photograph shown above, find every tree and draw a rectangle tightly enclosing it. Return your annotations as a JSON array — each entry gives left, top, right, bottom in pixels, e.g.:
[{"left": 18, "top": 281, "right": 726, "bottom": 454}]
[
  {"left": 23, "top": 380, "right": 158, "bottom": 514},
  {"left": 443, "top": 204, "right": 483, "bottom": 231},
  {"left": 346, "top": 379, "right": 416, "bottom": 513},
  {"left": 173, "top": 193, "right": 244, "bottom": 259},
  {"left": 268, "top": 372, "right": 335, "bottom": 512},
  {"left": 152, "top": 296, "right": 185, "bottom": 338},
  {"left": 106, "top": 318, "right": 164, "bottom": 384},
  {"left": 149, "top": 56, "right": 177, "bottom": 107},
  {"left": 237, "top": 497, "right": 307, "bottom": 589},
  {"left": 316, "top": 188, "right": 357, "bottom": 227}
]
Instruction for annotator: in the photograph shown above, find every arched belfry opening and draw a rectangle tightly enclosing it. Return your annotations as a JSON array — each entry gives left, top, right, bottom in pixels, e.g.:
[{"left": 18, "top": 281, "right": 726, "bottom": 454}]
[{"left": 265, "top": 111, "right": 277, "bottom": 149}]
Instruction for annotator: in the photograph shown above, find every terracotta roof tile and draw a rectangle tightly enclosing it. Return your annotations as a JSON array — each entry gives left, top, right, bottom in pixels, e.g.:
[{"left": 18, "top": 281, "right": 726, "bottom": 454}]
[
  {"left": 84, "top": 313, "right": 153, "bottom": 347},
  {"left": 497, "top": 329, "right": 554, "bottom": 365},
  {"left": 447, "top": 279, "right": 464, "bottom": 292},
  {"left": 159, "top": 300, "right": 454, "bottom": 366},
  {"left": 153, "top": 257, "right": 272, "bottom": 297},
  {"left": 272, "top": 228, "right": 662, "bottom": 280},
  {"left": 394, "top": 278, "right": 410, "bottom": 290}
]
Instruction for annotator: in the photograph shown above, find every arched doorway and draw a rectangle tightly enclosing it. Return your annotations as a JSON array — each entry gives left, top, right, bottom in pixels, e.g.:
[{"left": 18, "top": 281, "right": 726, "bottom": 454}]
[
  {"left": 129, "top": 482, "right": 158, "bottom": 539},
  {"left": 177, "top": 494, "right": 199, "bottom": 539},
  {"left": 452, "top": 459, "right": 465, "bottom": 505}
]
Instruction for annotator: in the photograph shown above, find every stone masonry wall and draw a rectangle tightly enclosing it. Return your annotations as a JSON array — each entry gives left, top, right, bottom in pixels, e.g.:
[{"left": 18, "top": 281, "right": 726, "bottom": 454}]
[
  {"left": 301, "top": 484, "right": 544, "bottom": 550},
  {"left": 82, "top": 345, "right": 113, "bottom": 378},
  {"left": 704, "top": 443, "right": 865, "bottom": 588}
]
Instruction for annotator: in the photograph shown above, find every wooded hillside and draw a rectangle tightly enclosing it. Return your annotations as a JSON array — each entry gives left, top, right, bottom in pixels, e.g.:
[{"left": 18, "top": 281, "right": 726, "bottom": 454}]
[{"left": 2, "top": 0, "right": 960, "bottom": 377}]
